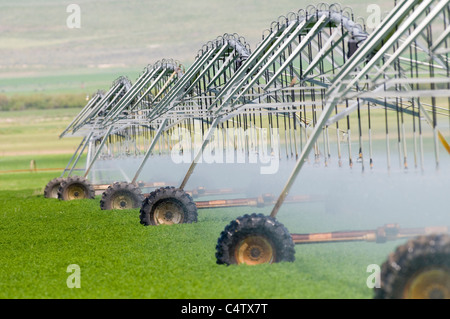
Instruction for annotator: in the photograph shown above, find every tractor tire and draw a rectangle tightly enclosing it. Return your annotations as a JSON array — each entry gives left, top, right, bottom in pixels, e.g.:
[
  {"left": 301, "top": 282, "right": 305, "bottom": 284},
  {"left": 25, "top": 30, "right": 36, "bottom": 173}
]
[
  {"left": 375, "top": 233, "right": 450, "bottom": 299},
  {"left": 57, "top": 176, "right": 95, "bottom": 201},
  {"left": 100, "top": 182, "right": 145, "bottom": 210},
  {"left": 140, "top": 187, "right": 197, "bottom": 226},
  {"left": 44, "top": 177, "right": 63, "bottom": 198},
  {"left": 216, "top": 213, "right": 295, "bottom": 265}
]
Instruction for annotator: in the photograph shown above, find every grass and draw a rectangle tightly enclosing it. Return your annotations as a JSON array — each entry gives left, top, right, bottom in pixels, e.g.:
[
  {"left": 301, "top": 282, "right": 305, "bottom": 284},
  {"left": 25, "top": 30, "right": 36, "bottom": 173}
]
[
  {"left": 0, "top": 0, "right": 396, "bottom": 97},
  {"left": 0, "top": 144, "right": 419, "bottom": 299},
  {"left": 0, "top": 168, "right": 400, "bottom": 299},
  {"left": 0, "top": 0, "right": 448, "bottom": 300},
  {"left": 0, "top": 107, "right": 449, "bottom": 299},
  {"left": 0, "top": 108, "right": 83, "bottom": 156},
  {"left": 0, "top": 68, "right": 142, "bottom": 96},
  {"left": 0, "top": 154, "right": 77, "bottom": 172},
  {"left": 0, "top": 110, "right": 402, "bottom": 299}
]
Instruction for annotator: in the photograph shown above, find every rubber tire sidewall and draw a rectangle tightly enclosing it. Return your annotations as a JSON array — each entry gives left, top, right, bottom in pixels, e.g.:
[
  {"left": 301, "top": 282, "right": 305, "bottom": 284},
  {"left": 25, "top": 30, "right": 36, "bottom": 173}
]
[
  {"left": 140, "top": 187, "right": 198, "bottom": 226},
  {"left": 44, "top": 177, "right": 63, "bottom": 198},
  {"left": 375, "top": 234, "right": 450, "bottom": 299},
  {"left": 57, "top": 176, "right": 95, "bottom": 200},
  {"left": 216, "top": 213, "right": 295, "bottom": 265},
  {"left": 100, "top": 182, "right": 144, "bottom": 210}
]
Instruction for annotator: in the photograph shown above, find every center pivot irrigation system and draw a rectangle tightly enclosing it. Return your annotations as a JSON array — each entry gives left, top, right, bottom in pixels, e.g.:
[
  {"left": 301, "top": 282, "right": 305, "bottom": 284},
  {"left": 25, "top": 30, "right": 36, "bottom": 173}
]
[{"left": 44, "top": 1, "right": 450, "bottom": 298}]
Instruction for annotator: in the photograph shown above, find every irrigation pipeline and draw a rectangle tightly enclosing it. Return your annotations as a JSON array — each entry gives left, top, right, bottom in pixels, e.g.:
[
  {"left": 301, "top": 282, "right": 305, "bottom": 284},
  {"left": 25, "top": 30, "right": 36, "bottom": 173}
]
[
  {"left": 291, "top": 224, "right": 450, "bottom": 244},
  {"left": 194, "top": 193, "right": 323, "bottom": 209}
]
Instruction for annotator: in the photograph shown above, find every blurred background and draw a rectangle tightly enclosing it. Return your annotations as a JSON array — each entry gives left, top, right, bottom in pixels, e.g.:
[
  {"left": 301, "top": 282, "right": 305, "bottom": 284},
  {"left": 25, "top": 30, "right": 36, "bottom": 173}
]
[{"left": 0, "top": 0, "right": 395, "bottom": 96}]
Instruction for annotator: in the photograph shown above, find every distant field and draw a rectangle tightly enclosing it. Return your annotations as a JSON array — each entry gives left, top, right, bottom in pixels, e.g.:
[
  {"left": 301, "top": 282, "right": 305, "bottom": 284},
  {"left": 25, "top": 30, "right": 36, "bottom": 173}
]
[
  {"left": 0, "top": 0, "right": 395, "bottom": 96},
  {"left": 0, "top": 108, "right": 83, "bottom": 156},
  {"left": 0, "top": 67, "right": 142, "bottom": 96}
]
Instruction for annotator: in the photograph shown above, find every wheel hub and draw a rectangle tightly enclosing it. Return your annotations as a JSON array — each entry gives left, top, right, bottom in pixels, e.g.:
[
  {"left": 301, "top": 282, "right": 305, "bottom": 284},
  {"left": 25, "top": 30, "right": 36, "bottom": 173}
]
[
  {"left": 235, "top": 235, "right": 275, "bottom": 265},
  {"left": 404, "top": 268, "right": 450, "bottom": 299},
  {"left": 250, "top": 247, "right": 261, "bottom": 259},
  {"left": 112, "top": 194, "right": 133, "bottom": 210},
  {"left": 164, "top": 211, "right": 174, "bottom": 220},
  {"left": 153, "top": 201, "right": 184, "bottom": 225},
  {"left": 66, "top": 185, "right": 86, "bottom": 200}
]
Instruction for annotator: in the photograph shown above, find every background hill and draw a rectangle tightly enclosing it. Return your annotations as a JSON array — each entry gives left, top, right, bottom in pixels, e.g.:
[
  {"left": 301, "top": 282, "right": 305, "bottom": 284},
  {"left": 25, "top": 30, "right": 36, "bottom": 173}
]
[{"left": 0, "top": 0, "right": 394, "bottom": 96}]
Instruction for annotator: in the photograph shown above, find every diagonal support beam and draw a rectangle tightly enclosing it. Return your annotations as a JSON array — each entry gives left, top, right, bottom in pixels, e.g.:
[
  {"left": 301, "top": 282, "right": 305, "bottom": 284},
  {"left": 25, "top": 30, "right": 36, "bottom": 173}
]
[{"left": 131, "top": 119, "right": 169, "bottom": 184}]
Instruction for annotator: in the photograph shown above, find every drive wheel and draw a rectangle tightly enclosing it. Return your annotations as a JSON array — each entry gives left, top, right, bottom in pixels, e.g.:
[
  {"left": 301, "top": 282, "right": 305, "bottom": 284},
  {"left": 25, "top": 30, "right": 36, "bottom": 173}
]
[
  {"left": 140, "top": 187, "right": 197, "bottom": 226},
  {"left": 57, "top": 176, "right": 95, "bottom": 200},
  {"left": 100, "top": 182, "right": 144, "bottom": 210},
  {"left": 375, "top": 233, "right": 450, "bottom": 299},
  {"left": 44, "top": 177, "right": 63, "bottom": 198},
  {"left": 216, "top": 213, "right": 295, "bottom": 265}
]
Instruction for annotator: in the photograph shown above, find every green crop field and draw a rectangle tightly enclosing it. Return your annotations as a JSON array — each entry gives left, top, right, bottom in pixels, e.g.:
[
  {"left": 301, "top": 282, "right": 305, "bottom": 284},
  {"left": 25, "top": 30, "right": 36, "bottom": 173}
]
[
  {"left": 1, "top": 0, "right": 449, "bottom": 301},
  {"left": 0, "top": 108, "right": 83, "bottom": 156},
  {"left": 2, "top": 106, "right": 442, "bottom": 300},
  {"left": 0, "top": 0, "right": 396, "bottom": 96},
  {"left": 2, "top": 104, "right": 449, "bottom": 299},
  {"left": 0, "top": 108, "right": 407, "bottom": 299},
  {"left": 0, "top": 164, "right": 402, "bottom": 299}
]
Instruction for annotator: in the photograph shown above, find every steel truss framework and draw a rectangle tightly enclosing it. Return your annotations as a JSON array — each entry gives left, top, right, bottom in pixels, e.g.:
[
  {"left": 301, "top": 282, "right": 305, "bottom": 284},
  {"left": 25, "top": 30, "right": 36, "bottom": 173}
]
[
  {"left": 52, "top": 1, "right": 450, "bottom": 247},
  {"left": 43, "top": 0, "right": 450, "bottom": 299},
  {"left": 54, "top": 1, "right": 449, "bottom": 195},
  {"left": 58, "top": 60, "right": 185, "bottom": 182},
  {"left": 137, "top": 1, "right": 450, "bottom": 246}
]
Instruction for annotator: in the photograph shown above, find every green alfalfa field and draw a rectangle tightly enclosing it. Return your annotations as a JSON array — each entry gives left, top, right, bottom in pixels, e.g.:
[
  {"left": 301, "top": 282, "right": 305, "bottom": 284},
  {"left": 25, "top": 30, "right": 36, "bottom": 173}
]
[
  {"left": 1, "top": 0, "right": 445, "bottom": 299},
  {"left": 0, "top": 171, "right": 401, "bottom": 299},
  {"left": 0, "top": 108, "right": 409, "bottom": 299}
]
